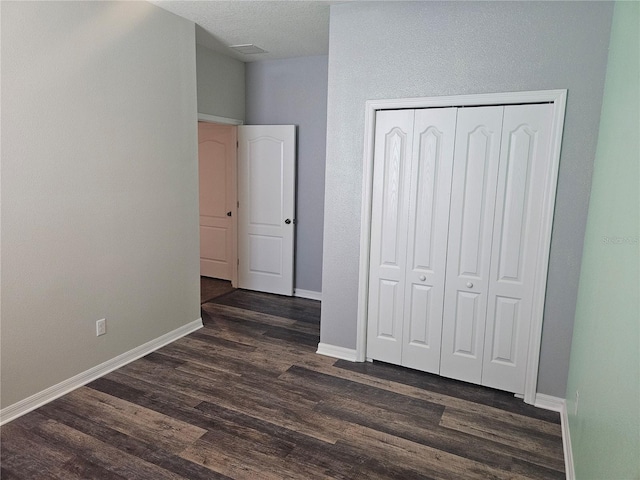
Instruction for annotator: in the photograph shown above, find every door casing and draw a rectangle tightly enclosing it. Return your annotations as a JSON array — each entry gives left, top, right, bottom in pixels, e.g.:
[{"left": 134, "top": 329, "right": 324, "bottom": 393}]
[{"left": 356, "top": 90, "right": 567, "bottom": 405}]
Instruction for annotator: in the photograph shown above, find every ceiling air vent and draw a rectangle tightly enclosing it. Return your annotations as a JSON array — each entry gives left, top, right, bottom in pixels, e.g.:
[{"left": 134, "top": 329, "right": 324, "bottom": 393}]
[{"left": 229, "top": 44, "right": 267, "bottom": 55}]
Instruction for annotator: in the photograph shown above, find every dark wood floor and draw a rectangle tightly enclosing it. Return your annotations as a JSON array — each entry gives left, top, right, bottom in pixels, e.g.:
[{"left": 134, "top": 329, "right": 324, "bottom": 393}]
[{"left": 1, "top": 278, "right": 565, "bottom": 479}]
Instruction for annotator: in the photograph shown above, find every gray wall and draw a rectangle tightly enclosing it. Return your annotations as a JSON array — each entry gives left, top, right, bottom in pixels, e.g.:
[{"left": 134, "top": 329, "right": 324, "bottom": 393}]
[
  {"left": 321, "top": 1, "right": 613, "bottom": 397},
  {"left": 197, "top": 44, "right": 245, "bottom": 121},
  {"left": 1, "top": 1, "right": 199, "bottom": 408},
  {"left": 246, "top": 56, "right": 328, "bottom": 293}
]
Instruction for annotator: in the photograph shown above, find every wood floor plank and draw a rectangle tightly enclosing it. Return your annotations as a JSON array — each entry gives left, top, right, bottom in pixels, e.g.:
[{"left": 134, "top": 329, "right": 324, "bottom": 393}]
[
  {"left": 98, "top": 369, "right": 204, "bottom": 408},
  {"left": 201, "top": 277, "right": 236, "bottom": 303},
  {"left": 160, "top": 336, "right": 287, "bottom": 378},
  {"left": 180, "top": 430, "right": 335, "bottom": 480},
  {"left": 10, "top": 412, "right": 189, "bottom": 480},
  {"left": 334, "top": 359, "right": 561, "bottom": 424},
  {"left": 211, "top": 289, "right": 321, "bottom": 324},
  {"left": 188, "top": 330, "right": 257, "bottom": 352},
  {"left": 197, "top": 321, "right": 331, "bottom": 370},
  {"left": 203, "top": 302, "right": 321, "bottom": 335},
  {"left": 37, "top": 400, "right": 232, "bottom": 480},
  {"left": 51, "top": 456, "right": 129, "bottom": 480},
  {"left": 175, "top": 361, "right": 324, "bottom": 406},
  {"left": 262, "top": 324, "right": 321, "bottom": 347},
  {"left": 292, "top": 353, "right": 562, "bottom": 437},
  {"left": 0, "top": 466, "right": 23, "bottom": 480},
  {"left": 1, "top": 279, "right": 565, "bottom": 480},
  {"left": 56, "top": 387, "right": 207, "bottom": 454},
  {"left": 0, "top": 422, "right": 74, "bottom": 479},
  {"left": 178, "top": 437, "right": 305, "bottom": 480},
  {"left": 176, "top": 334, "right": 293, "bottom": 373},
  {"left": 337, "top": 424, "right": 533, "bottom": 480},
  {"left": 119, "top": 358, "right": 346, "bottom": 444},
  {"left": 315, "top": 396, "right": 564, "bottom": 477},
  {"left": 439, "top": 407, "right": 564, "bottom": 462},
  {"left": 281, "top": 365, "right": 445, "bottom": 422}
]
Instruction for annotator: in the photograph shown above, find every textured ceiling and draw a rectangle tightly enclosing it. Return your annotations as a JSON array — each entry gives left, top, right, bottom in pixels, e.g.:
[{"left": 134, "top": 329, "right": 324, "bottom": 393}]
[{"left": 150, "top": 1, "right": 334, "bottom": 62}]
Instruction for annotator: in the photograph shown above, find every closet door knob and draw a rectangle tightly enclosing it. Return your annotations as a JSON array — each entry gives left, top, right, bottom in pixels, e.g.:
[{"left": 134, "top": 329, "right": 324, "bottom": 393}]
[
  {"left": 466, "top": 282, "right": 474, "bottom": 288},
  {"left": 419, "top": 275, "right": 426, "bottom": 281}
]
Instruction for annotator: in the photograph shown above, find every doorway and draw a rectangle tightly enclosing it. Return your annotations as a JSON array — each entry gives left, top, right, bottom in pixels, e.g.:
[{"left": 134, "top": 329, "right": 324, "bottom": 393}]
[{"left": 197, "top": 114, "right": 297, "bottom": 297}]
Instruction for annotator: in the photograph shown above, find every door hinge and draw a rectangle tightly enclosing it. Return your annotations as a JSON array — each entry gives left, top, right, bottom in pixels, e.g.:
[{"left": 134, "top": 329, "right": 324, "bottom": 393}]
[
  {"left": 237, "top": 141, "right": 239, "bottom": 148},
  {"left": 237, "top": 201, "right": 240, "bottom": 208},
  {"left": 237, "top": 258, "right": 239, "bottom": 266}
]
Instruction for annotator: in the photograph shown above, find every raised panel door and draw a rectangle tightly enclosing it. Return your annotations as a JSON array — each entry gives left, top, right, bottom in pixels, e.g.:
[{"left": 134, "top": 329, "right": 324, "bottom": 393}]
[
  {"left": 401, "top": 108, "right": 457, "bottom": 373},
  {"left": 440, "top": 106, "right": 504, "bottom": 385},
  {"left": 237, "top": 125, "right": 296, "bottom": 296},
  {"left": 367, "top": 109, "right": 414, "bottom": 364},
  {"left": 482, "top": 104, "right": 554, "bottom": 393},
  {"left": 198, "top": 122, "right": 237, "bottom": 281}
]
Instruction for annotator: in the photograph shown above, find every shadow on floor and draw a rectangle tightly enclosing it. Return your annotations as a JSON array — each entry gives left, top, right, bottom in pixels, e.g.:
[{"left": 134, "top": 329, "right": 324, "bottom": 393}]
[{"left": 200, "top": 276, "right": 235, "bottom": 304}]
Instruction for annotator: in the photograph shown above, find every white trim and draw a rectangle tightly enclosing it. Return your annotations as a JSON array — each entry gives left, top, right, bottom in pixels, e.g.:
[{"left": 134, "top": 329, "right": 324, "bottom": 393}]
[
  {"left": 560, "top": 400, "right": 576, "bottom": 480},
  {"left": 356, "top": 94, "right": 378, "bottom": 362},
  {"left": 356, "top": 90, "right": 567, "bottom": 402},
  {"left": 294, "top": 289, "right": 322, "bottom": 301},
  {"left": 316, "top": 343, "right": 358, "bottom": 362},
  {"left": 535, "top": 394, "right": 575, "bottom": 480},
  {"left": 523, "top": 90, "right": 567, "bottom": 405},
  {"left": 197, "top": 113, "right": 244, "bottom": 125},
  {"left": 534, "top": 393, "right": 564, "bottom": 412},
  {"left": 0, "top": 318, "right": 203, "bottom": 425}
]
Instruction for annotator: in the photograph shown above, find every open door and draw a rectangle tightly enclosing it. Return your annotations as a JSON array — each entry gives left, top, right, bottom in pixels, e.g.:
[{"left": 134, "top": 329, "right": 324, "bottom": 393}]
[
  {"left": 237, "top": 125, "right": 296, "bottom": 296},
  {"left": 198, "top": 122, "right": 237, "bottom": 284}
]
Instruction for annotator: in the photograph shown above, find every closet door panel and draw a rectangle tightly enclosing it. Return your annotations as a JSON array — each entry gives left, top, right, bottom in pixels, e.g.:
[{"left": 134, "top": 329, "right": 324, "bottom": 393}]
[
  {"left": 440, "top": 106, "right": 504, "bottom": 384},
  {"left": 367, "top": 109, "right": 415, "bottom": 364},
  {"left": 453, "top": 291, "right": 481, "bottom": 355},
  {"left": 482, "top": 104, "right": 554, "bottom": 393},
  {"left": 402, "top": 108, "right": 457, "bottom": 373}
]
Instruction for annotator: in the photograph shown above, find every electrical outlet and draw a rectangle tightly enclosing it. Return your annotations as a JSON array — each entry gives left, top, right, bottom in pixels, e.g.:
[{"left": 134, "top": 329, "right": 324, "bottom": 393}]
[
  {"left": 574, "top": 390, "right": 579, "bottom": 415},
  {"left": 96, "top": 318, "right": 106, "bottom": 337}
]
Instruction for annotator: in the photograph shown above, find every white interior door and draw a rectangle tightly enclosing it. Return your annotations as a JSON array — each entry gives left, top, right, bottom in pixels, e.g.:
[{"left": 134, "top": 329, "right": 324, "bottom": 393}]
[
  {"left": 401, "top": 108, "right": 457, "bottom": 373},
  {"left": 482, "top": 104, "right": 554, "bottom": 394},
  {"left": 366, "top": 110, "right": 414, "bottom": 364},
  {"left": 198, "top": 122, "right": 237, "bottom": 282},
  {"left": 439, "top": 106, "right": 504, "bottom": 385},
  {"left": 237, "top": 125, "right": 296, "bottom": 296}
]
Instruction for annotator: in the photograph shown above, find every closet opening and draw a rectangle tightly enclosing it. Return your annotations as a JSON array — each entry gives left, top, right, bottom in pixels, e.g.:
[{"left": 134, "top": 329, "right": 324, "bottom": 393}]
[{"left": 355, "top": 90, "right": 567, "bottom": 405}]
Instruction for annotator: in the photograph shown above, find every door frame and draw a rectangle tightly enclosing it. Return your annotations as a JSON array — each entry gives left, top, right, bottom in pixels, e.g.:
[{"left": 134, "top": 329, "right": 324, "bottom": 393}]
[
  {"left": 198, "top": 112, "right": 244, "bottom": 126},
  {"left": 355, "top": 90, "right": 567, "bottom": 405},
  {"left": 197, "top": 113, "right": 243, "bottom": 287}
]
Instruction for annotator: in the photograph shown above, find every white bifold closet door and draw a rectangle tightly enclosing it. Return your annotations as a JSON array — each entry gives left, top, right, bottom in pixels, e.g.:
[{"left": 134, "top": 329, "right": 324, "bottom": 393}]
[
  {"left": 366, "top": 109, "right": 414, "bottom": 365},
  {"left": 401, "top": 109, "right": 457, "bottom": 373},
  {"left": 439, "top": 104, "right": 554, "bottom": 393},
  {"left": 481, "top": 104, "right": 553, "bottom": 393},
  {"left": 366, "top": 108, "right": 457, "bottom": 373},
  {"left": 439, "top": 106, "right": 504, "bottom": 384},
  {"left": 367, "top": 103, "right": 554, "bottom": 395}
]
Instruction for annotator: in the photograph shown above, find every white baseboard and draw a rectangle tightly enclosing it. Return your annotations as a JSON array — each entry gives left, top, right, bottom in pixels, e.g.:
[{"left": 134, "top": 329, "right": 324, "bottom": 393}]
[
  {"left": 0, "top": 318, "right": 203, "bottom": 426},
  {"left": 535, "top": 393, "right": 575, "bottom": 480},
  {"left": 559, "top": 399, "right": 575, "bottom": 480},
  {"left": 316, "top": 342, "right": 357, "bottom": 362},
  {"left": 294, "top": 289, "right": 322, "bottom": 301},
  {"left": 534, "top": 393, "right": 564, "bottom": 412}
]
